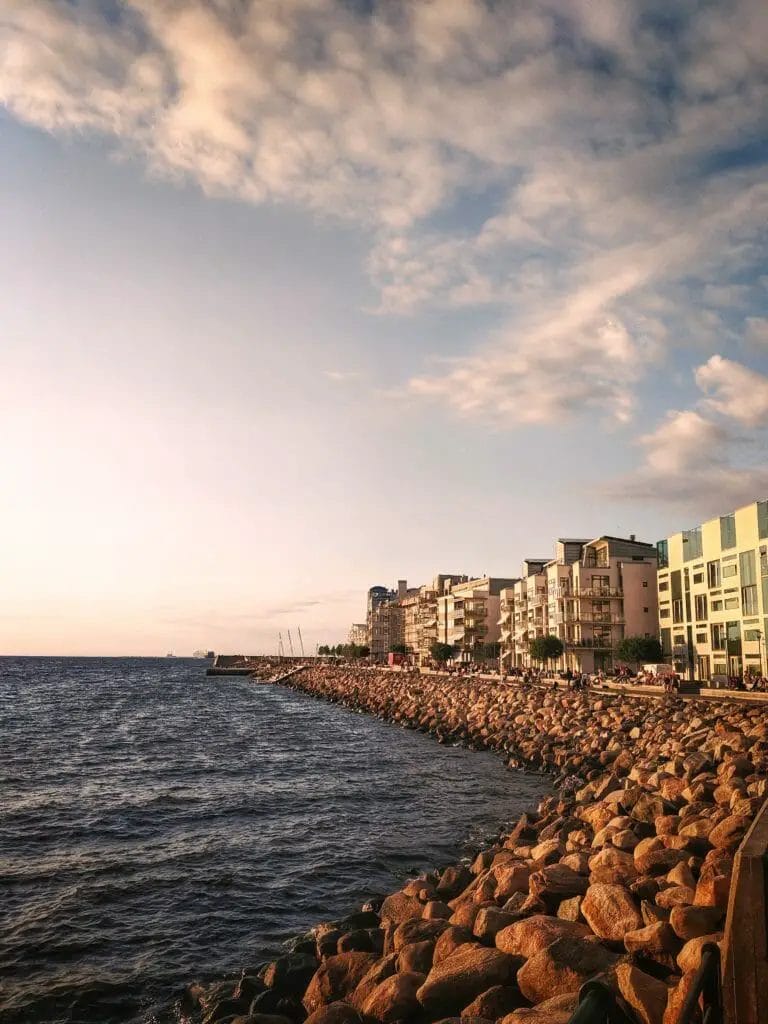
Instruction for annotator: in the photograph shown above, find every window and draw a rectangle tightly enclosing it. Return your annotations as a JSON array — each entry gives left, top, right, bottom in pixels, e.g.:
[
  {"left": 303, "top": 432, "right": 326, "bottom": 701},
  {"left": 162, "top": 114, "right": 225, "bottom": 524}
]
[
  {"left": 712, "top": 600, "right": 723, "bottom": 611},
  {"left": 673, "top": 599, "right": 684, "bottom": 624},
  {"left": 674, "top": 635, "right": 686, "bottom": 646},
  {"left": 683, "top": 528, "right": 703, "bottom": 560},
  {"left": 643, "top": 607, "right": 649, "bottom": 613},
  {"left": 707, "top": 561, "right": 721, "bottom": 588},
  {"left": 642, "top": 581, "right": 648, "bottom": 588},
  {"left": 696, "top": 633, "right": 708, "bottom": 644},
  {"left": 659, "top": 581, "right": 669, "bottom": 592},
  {"left": 695, "top": 594, "right": 708, "bottom": 620},
  {"left": 740, "top": 550, "right": 756, "bottom": 585},
  {"left": 693, "top": 572, "right": 704, "bottom": 584},
  {"left": 725, "top": 598, "right": 740, "bottom": 610},
  {"left": 660, "top": 607, "right": 670, "bottom": 619},
  {"left": 722, "top": 563, "right": 738, "bottom": 578},
  {"left": 657, "top": 539, "right": 669, "bottom": 568},
  {"left": 745, "top": 629, "right": 762, "bottom": 641},
  {"left": 720, "top": 514, "right": 737, "bottom": 549},
  {"left": 758, "top": 500, "right": 768, "bottom": 540},
  {"left": 712, "top": 623, "right": 727, "bottom": 651},
  {"left": 761, "top": 546, "right": 768, "bottom": 577},
  {"left": 742, "top": 585, "right": 758, "bottom": 615}
]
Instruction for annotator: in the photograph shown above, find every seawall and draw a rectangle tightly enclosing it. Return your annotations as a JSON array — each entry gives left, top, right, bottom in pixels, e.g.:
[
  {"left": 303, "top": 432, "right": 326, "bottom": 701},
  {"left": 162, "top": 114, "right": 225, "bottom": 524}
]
[{"left": 191, "top": 662, "right": 768, "bottom": 1024}]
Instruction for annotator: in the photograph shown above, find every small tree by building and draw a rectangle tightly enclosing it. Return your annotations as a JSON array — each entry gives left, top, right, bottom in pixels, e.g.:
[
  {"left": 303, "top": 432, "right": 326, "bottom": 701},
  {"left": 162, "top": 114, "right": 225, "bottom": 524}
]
[
  {"left": 389, "top": 643, "right": 409, "bottom": 655},
  {"left": 616, "top": 635, "right": 663, "bottom": 664},
  {"left": 430, "top": 642, "right": 454, "bottom": 664},
  {"left": 529, "top": 634, "right": 564, "bottom": 668},
  {"left": 478, "top": 642, "right": 501, "bottom": 661}
]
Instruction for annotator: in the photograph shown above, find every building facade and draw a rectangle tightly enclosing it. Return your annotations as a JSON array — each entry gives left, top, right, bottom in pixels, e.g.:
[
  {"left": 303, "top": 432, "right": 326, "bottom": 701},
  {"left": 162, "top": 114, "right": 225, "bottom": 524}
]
[
  {"left": 348, "top": 623, "right": 367, "bottom": 647},
  {"left": 437, "top": 576, "right": 518, "bottom": 657},
  {"left": 500, "top": 536, "right": 658, "bottom": 673},
  {"left": 366, "top": 585, "right": 395, "bottom": 658},
  {"left": 656, "top": 499, "right": 768, "bottom": 681}
]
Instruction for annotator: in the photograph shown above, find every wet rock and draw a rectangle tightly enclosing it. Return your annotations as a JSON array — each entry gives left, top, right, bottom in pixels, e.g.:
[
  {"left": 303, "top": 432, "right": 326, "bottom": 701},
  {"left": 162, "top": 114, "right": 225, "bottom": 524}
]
[{"left": 303, "top": 953, "right": 379, "bottom": 1014}]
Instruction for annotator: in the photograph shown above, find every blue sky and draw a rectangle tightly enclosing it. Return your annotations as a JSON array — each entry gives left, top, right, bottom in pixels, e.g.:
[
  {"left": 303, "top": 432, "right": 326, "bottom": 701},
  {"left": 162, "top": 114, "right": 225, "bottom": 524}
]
[{"left": 1, "top": 0, "right": 767, "bottom": 655}]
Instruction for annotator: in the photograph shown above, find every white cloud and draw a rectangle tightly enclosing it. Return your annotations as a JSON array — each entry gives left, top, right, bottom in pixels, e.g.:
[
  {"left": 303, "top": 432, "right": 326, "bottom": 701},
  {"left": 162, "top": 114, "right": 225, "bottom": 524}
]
[
  {"left": 746, "top": 318, "right": 768, "bottom": 347},
  {"left": 608, "top": 356, "right": 768, "bottom": 509},
  {"left": 322, "top": 369, "right": 360, "bottom": 382},
  {"left": 696, "top": 355, "right": 768, "bottom": 426}
]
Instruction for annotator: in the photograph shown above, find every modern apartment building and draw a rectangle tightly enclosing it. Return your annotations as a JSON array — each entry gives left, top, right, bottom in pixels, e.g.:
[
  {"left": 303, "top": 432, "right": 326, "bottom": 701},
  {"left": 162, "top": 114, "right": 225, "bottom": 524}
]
[
  {"left": 348, "top": 623, "right": 367, "bottom": 646},
  {"left": 656, "top": 499, "right": 768, "bottom": 681},
  {"left": 499, "top": 536, "right": 658, "bottom": 673},
  {"left": 437, "top": 576, "right": 518, "bottom": 657},
  {"left": 366, "top": 585, "right": 396, "bottom": 658}
]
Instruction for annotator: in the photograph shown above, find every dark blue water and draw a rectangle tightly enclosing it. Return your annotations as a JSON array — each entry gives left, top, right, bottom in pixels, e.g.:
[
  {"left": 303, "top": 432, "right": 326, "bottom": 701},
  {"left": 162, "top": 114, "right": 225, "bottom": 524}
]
[{"left": 0, "top": 658, "right": 547, "bottom": 1024}]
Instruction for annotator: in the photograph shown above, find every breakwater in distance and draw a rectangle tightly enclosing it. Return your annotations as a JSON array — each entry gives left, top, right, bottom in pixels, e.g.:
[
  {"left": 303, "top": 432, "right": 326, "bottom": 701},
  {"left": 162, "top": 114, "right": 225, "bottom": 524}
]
[
  {"left": 0, "top": 657, "right": 548, "bottom": 1024},
  {"left": 188, "top": 660, "right": 768, "bottom": 1024}
]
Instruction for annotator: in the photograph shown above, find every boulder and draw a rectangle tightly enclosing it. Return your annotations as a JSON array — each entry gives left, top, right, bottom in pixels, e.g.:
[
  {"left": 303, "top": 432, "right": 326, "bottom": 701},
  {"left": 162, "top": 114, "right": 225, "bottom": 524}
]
[
  {"left": 433, "top": 925, "right": 474, "bottom": 966},
  {"left": 473, "top": 907, "right": 519, "bottom": 943},
  {"left": 437, "top": 865, "right": 473, "bottom": 899},
  {"left": 663, "top": 972, "right": 700, "bottom": 1024},
  {"left": 516, "top": 934, "right": 617, "bottom": 1003},
  {"left": 392, "top": 918, "right": 447, "bottom": 951},
  {"left": 263, "top": 953, "right": 318, "bottom": 995},
  {"left": 304, "top": 1004, "right": 363, "bottom": 1024},
  {"left": 348, "top": 955, "right": 398, "bottom": 1011},
  {"left": 708, "top": 814, "right": 751, "bottom": 849},
  {"left": 303, "top": 954, "right": 379, "bottom": 1013},
  {"left": 500, "top": 992, "right": 578, "bottom": 1023},
  {"left": 416, "top": 943, "right": 519, "bottom": 1016},
  {"left": 669, "top": 905, "right": 724, "bottom": 941},
  {"left": 495, "top": 863, "right": 531, "bottom": 901},
  {"left": 362, "top": 971, "right": 424, "bottom": 1023},
  {"left": 581, "top": 884, "right": 642, "bottom": 942},
  {"left": 423, "top": 900, "right": 453, "bottom": 920},
  {"left": 379, "top": 892, "right": 423, "bottom": 926},
  {"left": 624, "top": 921, "right": 680, "bottom": 959},
  {"left": 462, "top": 985, "right": 527, "bottom": 1019},
  {"left": 677, "top": 934, "right": 723, "bottom": 974},
  {"left": 398, "top": 940, "right": 434, "bottom": 974},
  {"left": 495, "top": 915, "right": 589, "bottom": 958},
  {"left": 616, "top": 963, "right": 668, "bottom": 1024},
  {"left": 529, "top": 864, "right": 589, "bottom": 906}
]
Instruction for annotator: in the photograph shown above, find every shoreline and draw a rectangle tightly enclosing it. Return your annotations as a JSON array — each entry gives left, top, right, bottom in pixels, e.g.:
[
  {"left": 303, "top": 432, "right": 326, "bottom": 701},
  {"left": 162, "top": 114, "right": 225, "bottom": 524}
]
[{"left": 188, "top": 661, "right": 768, "bottom": 1024}]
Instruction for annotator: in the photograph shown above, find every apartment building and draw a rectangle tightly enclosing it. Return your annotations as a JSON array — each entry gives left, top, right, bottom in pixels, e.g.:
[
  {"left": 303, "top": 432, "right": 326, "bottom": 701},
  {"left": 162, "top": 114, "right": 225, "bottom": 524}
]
[
  {"left": 366, "top": 584, "right": 396, "bottom": 658},
  {"left": 348, "top": 623, "right": 367, "bottom": 646},
  {"left": 656, "top": 499, "right": 768, "bottom": 681},
  {"left": 438, "top": 576, "right": 518, "bottom": 657},
  {"left": 500, "top": 536, "right": 658, "bottom": 673}
]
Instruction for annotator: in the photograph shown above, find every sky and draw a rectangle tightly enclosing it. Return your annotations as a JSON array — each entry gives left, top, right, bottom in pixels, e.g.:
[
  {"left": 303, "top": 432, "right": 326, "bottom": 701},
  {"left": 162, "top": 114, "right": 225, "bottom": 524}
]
[{"left": 1, "top": 0, "right": 767, "bottom": 656}]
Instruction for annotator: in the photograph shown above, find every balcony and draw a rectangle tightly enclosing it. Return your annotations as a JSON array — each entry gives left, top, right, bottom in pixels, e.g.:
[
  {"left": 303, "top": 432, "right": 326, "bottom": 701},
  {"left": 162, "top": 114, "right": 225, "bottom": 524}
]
[
  {"left": 570, "top": 614, "right": 625, "bottom": 624},
  {"left": 575, "top": 588, "right": 623, "bottom": 598},
  {"left": 566, "top": 638, "right": 615, "bottom": 649}
]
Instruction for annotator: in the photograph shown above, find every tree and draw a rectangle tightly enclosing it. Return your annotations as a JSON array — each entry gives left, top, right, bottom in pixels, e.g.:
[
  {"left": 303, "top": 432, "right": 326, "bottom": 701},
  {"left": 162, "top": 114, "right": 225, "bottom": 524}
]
[
  {"left": 616, "top": 635, "right": 663, "bottom": 664},
  {"left": 318, "top": 645, "right": 329, "bottom": 656},
  {"left": 390, "top": 642, "right": 409, "bottom": 655},
  {"left": 529, "top": 634, "right": 564, "bottom": 667},
  {"left": 479, "top": 642, "right": 500, "bottom": 661},
  {"left": 430, "top": 642, "right": 454, "bottom": 664},
  {"left": 358, "top": 645, "right": 370, "bottom": 658}
]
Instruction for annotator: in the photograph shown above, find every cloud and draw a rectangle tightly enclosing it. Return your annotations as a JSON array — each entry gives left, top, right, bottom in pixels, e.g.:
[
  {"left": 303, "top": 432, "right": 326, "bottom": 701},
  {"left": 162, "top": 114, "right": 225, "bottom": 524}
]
[
  {"left": 1, "top": 0, "right": 767, "bottom": 432},
  {"left": 746, "top": 318, "right": 768, "bottom": 347},
  {"left": 695, "top": 355, "right": 768, "bottom": 426},
  {"left": 323, "top": 369, "right": 360, "bottom": 382},
  {"left": 608, "top": 356, "right": 768, "bottom": 510}
]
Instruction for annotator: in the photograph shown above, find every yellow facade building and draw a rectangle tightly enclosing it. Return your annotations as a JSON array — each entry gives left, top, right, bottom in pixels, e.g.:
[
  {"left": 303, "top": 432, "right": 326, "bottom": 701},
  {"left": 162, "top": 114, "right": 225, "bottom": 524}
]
[{"left": 656, "top": 499, "right": 768, "bottom": 681}]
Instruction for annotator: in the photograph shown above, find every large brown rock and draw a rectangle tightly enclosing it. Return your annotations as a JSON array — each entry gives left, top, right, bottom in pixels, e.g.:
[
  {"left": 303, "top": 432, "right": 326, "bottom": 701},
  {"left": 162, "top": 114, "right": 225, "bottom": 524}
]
[
  {"left": 473, "top": 907, "right": 519, "bottom": 943},
  {"left": 392, "top": 918, "right": 447, "bottom": 951},
  {"left": 624, "top": 921, "right": 680, "bottom": 959},
  {"left": 495, "top": 863, "right": 531, "bottom": 901},
  {"left": 379, "top": 892, "right": 423, "bottom": 926},
  {"left": 416, "top": 943, "right": 519, "bottom": 1016},
  {"left": 663, "top": 972, "right": 700, "bottom": 1024},
  {"left": 495, "top": 915, "right": 589, "bottom": 958},
  {"left": 398, "top": 940, "right": 434, "bottom": 974},
  {"left": 581, "top": 884, "right": 642, "bottom": 942},
  {"left": 433, "top": 925, "right": 474, "bottom": 966},
  {"left": 303, "top": 954, "right": 379, "bottom": 1013},
  {"left": 361, "top": 971, "right": 424, "bottom": 1023},
  {"left": 516, "top": 934, "right": 617, "bottom": 1003},
  {"left": 616, "top": 963, "right": 667, "bottom": 1024},
  {"left": 677, "top": 934, "right": 723, "bottom": 974},
  {"left": 462, "top": 985, "right": 526, "bottom": 1019},
  {"left": 500, "top": 992, "right": 578, "bottom": 1023},
  {"left": 588, "top": 848, "right": 638, "bottom": 886},
  {"left": 529, "top": 864, "right": 589, "bottom": 906},
  {"left": 348, "top": 955, "right": 397, "bottom": 1011},
  {"left": 669, "top": 904, "right": 723, "bottom": 941},
  {"left": 304, "top": 1003, "right": 363, "bottom": 1024},
  {"left": 708, "top": 814, "right": 751, "bottom": 849},
  {"left": 635, "top": 848, "right": 687, "bottom": 876}
]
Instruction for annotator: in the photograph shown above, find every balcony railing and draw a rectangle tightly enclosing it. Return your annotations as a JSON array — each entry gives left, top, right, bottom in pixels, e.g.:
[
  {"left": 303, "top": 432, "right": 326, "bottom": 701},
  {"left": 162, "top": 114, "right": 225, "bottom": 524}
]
[
  {"left": 567, "top": 638, "right": 614, "bottom": 649},
  {"left": 574, "top": 588, "right": 623, "bottom": 598},
  {"left": 571, "top": 614, "right": 625, "bottom": 624}
]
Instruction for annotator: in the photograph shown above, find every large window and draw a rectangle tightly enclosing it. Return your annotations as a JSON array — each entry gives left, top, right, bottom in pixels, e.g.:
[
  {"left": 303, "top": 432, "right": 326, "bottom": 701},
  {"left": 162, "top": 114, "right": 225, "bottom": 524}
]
[
  {"left": 659, "top": 580, "right": 669, "bottom": 592},
  {"left": 720, "top": 514, "right": 737, "bottom": 549},
  {"left": 758, "top": 500, "right": 768, "bottom": 540},
  {"left": 743, "top": 585, "right": 759, "bottom": 616},
  {"left": 722, "top": 563, "right": 738, "bottom": 579},
  {"left": 683, "top": 528, "right": 703, "bottom": 561},
  {"left": 708, "top": 561, "right": 721, "bottom": 588},
  {"left": 694, "top": 594, "right": 708, "bottom": 620},
  {"left": 711, "top": 623, "right": 727, "bottom": 651},
  {"left": 657, "top": 539, "right": 669, "bottom": 568},
  {"left": 673, "top": 599, "right": 684, "bottom": 624}
]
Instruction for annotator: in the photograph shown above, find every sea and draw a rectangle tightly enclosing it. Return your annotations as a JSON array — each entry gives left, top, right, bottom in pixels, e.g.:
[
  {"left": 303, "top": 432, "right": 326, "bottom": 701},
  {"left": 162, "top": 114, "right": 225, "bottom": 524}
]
[{"left": 0, "top": 657, "right": 548, "bottom": 1024}]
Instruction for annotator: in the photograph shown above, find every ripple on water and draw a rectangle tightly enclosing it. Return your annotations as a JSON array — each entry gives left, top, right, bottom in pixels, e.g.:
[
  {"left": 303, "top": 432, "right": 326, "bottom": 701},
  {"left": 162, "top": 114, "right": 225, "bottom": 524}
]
[{"left": 0, "top": 657, "right": 549, "bottom": 1024}]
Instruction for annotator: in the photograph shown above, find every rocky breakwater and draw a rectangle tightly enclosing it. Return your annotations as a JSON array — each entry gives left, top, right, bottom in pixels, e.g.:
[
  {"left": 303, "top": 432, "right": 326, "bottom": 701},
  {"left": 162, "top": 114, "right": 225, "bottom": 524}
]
[{"left": 188, "top": 665, "right": 768, "bottom": 1024}]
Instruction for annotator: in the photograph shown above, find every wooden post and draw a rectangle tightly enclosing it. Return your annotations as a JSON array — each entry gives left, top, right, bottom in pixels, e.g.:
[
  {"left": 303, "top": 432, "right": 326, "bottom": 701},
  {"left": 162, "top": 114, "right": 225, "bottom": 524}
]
[{"left": 721, "top": 796, "right": 768, "bottom": 1023}]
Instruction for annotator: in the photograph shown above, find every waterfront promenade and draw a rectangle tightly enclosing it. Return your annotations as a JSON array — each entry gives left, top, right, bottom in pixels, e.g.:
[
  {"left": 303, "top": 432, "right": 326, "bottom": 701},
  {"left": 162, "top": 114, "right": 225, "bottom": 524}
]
[{"left": 194, "top": 659, "right": 768, "bottom": 1024}]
